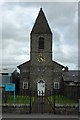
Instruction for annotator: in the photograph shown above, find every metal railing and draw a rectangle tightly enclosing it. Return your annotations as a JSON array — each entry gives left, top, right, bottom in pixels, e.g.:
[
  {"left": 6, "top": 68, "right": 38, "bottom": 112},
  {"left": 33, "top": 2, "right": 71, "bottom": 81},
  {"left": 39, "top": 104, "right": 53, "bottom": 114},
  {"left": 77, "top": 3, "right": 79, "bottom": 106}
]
[{"left": 2, "top": 90, "right": 78, "bottom": 114}]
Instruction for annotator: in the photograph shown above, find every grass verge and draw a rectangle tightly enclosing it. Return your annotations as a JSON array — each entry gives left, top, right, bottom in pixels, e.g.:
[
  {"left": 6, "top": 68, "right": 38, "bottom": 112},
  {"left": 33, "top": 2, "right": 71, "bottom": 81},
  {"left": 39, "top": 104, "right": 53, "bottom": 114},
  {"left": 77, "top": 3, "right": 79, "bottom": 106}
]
[
  {"left": 48, "top": 95, "right": 77, "bottom": 104},
  {"left": 3, "top": 95, "right": 34, "bottom": 105}
]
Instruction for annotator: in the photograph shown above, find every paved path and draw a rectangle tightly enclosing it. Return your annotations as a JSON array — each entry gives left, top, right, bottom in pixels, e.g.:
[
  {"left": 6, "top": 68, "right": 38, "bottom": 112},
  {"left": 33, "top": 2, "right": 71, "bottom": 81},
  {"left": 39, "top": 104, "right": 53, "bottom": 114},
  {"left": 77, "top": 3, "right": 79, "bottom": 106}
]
[
  {"left": 32, "top": 96, "right": 53, "bottom": 113},
  {"left": 2, "top": 113, "right": 79, "bottom": 120}
]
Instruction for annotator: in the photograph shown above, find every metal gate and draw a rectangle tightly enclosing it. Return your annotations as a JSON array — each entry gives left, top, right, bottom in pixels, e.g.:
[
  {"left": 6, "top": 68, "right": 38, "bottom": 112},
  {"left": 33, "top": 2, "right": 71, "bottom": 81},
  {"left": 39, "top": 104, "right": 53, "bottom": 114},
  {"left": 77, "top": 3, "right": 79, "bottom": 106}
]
[{"left": 31, "top": 90, "right": 55, "bottom": 114}]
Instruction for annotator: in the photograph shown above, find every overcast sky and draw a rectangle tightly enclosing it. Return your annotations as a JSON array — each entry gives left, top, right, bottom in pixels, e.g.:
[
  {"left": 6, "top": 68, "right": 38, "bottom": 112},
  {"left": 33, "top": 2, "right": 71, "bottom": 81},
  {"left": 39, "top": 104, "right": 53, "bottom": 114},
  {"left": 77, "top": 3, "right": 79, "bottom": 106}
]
[{"left": 1, "top": 2, "right": 78, "bottom": 70}]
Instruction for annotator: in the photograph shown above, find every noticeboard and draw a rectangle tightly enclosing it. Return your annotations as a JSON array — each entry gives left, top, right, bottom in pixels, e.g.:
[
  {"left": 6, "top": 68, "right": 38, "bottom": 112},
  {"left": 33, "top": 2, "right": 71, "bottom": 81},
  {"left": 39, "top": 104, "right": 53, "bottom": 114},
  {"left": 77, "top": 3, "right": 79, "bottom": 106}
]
[
  {"left": 5, "top": 83, "right": 15, "bottom": 91},
  {"left": 5, "top": 83, "right": 15, "bottom": 104}
]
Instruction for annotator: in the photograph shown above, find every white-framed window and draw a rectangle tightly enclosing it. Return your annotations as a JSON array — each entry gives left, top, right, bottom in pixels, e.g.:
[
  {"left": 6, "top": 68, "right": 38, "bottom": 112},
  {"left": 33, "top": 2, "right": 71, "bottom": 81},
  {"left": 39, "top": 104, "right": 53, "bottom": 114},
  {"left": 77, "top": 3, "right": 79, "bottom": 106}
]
[
  {"left": 23, "top": 81, "right": 28, "bottom": 89},
  {"left": 54, "top": 81, "right": 60, "bottom": 89}
]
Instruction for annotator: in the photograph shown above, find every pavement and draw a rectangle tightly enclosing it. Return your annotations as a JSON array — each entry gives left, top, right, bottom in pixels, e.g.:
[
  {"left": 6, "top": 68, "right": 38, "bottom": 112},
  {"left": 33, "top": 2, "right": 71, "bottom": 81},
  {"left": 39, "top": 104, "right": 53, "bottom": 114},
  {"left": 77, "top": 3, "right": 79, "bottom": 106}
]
[{"left": 1, "top": 113, "right": 80, "bottom": 120}]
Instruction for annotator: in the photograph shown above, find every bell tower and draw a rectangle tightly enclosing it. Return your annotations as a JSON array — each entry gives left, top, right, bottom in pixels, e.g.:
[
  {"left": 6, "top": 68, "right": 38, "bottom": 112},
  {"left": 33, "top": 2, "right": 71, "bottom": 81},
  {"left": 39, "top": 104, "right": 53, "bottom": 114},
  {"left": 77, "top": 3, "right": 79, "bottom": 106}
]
[{"left": 30, "top": 8, "right": 52, "bottom": 66}]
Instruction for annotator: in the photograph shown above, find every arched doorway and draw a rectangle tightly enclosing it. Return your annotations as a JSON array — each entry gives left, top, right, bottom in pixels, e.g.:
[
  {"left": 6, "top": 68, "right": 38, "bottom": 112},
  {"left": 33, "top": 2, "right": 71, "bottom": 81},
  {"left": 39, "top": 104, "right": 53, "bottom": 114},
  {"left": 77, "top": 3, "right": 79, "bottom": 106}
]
[{"left": 37, "top": 80, "right": 45, "bottom": 96}]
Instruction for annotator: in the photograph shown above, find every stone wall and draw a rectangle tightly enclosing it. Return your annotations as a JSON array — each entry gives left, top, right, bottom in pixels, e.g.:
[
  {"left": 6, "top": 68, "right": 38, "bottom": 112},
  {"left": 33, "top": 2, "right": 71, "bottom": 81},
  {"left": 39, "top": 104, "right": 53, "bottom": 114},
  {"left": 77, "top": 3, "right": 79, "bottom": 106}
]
[
  {"left": 55, "top": 104, "right": 78, "bottom": 115},
  {"left": 2, "top": 104, "right": 30, "bottom": 114},
  {"left": 2, "top": 104, "right": 79, "bottom": 115}
]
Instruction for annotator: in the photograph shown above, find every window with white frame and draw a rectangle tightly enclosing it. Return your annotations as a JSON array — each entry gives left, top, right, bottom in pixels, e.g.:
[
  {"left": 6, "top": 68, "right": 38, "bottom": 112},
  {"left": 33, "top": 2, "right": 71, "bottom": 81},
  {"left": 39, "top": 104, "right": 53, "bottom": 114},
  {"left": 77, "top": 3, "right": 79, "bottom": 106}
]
[
  {"left": 54, "top": 81, "right": 60, "bottom": 89},
  {"left": 23, "top": 81, "right": 28, "bottom": 89}
]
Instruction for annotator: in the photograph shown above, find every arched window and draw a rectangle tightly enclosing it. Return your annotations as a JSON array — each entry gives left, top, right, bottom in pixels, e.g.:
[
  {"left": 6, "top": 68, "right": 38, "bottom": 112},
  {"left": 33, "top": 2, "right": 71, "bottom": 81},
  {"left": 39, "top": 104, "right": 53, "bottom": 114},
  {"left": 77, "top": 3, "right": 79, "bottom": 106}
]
[{"left": 39, "top": 37, "right": 44, "bottom": 49}]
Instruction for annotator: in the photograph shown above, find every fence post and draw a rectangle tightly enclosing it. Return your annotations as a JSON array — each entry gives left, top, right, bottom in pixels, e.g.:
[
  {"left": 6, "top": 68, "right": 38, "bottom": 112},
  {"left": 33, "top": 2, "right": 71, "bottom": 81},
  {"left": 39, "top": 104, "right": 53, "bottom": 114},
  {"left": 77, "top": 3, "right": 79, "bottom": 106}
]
[
  {"left": 30, "top": 91, "right": 31, "bottom": 113},
  {"left": 79, "top": 99, "right": 80, "bottom": 113},
  {"left": 4, "top": 91, "right": 6, "bottom": 103},
  {"left": 42, "top": 90, "right": 43, "bottom": 114},
  {"left": 54, "top": 89, "right": 56, "bottom": 114},
  {"left": 50, "top": 91, "right": 51, "bottom": 102}
]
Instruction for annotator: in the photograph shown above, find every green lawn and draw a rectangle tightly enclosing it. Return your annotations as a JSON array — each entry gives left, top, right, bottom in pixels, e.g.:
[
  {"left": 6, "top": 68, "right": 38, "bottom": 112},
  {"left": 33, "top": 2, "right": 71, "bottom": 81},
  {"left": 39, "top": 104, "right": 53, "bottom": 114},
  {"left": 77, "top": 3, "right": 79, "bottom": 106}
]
[
  {"left": 3, "top": 95, "right": 77, "bottom": 105},
  {"left": 3, "top": 95, "right": 34, "bottom": 105},
  {"left": 48, "top": 95, "right": 77, "bottom": 104}
]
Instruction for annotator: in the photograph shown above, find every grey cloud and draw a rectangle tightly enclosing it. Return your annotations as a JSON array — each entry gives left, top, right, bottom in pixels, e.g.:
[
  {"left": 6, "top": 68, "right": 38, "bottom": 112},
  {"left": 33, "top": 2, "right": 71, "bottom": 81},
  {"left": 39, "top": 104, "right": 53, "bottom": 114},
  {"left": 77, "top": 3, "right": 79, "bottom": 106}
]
[
  {"left": 2, "top": 2, "right": 78, "bottom": 70},
  {"left": 2, "top": 22, "right": 30, "bottom": 42},
  {"left": 53, "top": 31, "right": 61, "bottom": 43}
]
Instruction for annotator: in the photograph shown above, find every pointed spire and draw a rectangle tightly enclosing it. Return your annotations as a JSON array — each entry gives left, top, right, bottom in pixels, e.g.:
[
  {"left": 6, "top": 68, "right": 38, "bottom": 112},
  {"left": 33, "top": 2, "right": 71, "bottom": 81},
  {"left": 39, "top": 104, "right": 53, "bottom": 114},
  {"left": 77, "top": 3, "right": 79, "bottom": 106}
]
[
  {"left": 31, "top": 8, "right": 52, "bottom": 35},
  {"left": 40, "top": 8, "right": 42, "bottom": 11}
]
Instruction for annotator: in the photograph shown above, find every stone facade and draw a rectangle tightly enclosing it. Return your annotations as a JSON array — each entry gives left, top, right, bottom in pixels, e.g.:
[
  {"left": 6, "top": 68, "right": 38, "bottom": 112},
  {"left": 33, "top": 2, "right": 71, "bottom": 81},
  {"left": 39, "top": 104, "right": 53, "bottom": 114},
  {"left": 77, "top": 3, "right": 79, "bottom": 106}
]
[{"left": 17, "top": 8, "right": 66, "bottom": 95}]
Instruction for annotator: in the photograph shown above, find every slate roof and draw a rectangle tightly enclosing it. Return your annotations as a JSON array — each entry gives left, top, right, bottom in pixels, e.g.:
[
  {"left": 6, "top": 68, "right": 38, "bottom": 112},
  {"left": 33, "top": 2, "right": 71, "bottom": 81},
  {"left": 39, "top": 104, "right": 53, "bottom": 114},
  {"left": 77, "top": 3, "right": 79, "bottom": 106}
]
[
  {"left": 31, "top": 8, "right": 52, "bottom": 35},
  {"left": 62, "top": 70, "right": 80, "bottom": 82},
  {"left": 17, "top": 60, "right": 65, "bottom": 70},
  {"left": 17, "top": 60, "right": 30, "bottom": 69},
  {"left": 53, "top": 61, "right": 65, "bottom": 68},
  {"left": 0, "top": 68, "right": 16, "bottom": 74}
]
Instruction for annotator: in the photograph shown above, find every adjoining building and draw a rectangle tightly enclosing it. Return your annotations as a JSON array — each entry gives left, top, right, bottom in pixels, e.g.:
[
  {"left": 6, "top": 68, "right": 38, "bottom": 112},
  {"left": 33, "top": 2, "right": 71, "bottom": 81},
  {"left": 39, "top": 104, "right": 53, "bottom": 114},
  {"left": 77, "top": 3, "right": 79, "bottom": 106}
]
[
  {"left": 62, "top": 70, "right": 80, "bottom": 100},
  {"left": 0, "top": 68, "right": 17, "bottom": 93}
]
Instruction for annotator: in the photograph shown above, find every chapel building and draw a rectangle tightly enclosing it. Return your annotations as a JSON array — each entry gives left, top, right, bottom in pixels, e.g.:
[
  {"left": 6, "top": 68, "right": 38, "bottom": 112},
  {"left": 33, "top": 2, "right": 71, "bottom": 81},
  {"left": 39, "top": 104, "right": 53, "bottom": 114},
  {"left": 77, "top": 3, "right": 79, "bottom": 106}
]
[{"left": 17, "top": 8, "right": 67, "bottom": 95}]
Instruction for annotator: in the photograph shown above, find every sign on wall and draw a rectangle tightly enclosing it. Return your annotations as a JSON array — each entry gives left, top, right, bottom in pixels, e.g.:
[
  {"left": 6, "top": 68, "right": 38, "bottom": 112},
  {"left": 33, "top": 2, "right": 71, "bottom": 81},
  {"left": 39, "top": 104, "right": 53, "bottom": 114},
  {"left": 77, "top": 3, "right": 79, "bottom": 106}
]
[
  {"left": 5, "top": 83, "right": 15, "bottom": 104},
  {"left": 5, "top": 83, "right": 15, "bottom": 91}
]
